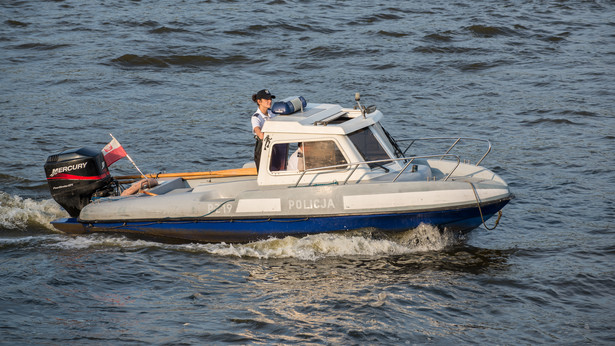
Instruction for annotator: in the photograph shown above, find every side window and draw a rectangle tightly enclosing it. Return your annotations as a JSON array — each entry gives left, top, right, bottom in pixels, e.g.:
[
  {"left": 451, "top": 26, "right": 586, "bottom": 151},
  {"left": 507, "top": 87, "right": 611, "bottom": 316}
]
[
  {"left": 269, "top": 143, "right": 289, "bottom": 171},
  {"left": 348, "top": 127, "right": 390, "bottom": 168},
  {"left": 303, "top": 141, "right": 347, "bottom": 170},
  {"left": 269, "top": 141, "right": 347, "bottom": 172}
]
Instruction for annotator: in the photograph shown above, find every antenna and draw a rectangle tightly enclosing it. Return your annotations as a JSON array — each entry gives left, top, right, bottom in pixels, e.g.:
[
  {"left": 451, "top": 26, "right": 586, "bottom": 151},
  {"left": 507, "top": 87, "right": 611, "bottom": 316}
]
[{"left": 355, "top": 92, "right": 366, "bottom": 118}]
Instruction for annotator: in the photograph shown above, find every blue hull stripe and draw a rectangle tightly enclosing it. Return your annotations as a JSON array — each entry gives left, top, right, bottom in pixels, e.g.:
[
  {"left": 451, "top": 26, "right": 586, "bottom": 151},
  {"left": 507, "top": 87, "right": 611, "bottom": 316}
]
[{"left": 52, "top": 199, "right": 511, "bottom": 243}]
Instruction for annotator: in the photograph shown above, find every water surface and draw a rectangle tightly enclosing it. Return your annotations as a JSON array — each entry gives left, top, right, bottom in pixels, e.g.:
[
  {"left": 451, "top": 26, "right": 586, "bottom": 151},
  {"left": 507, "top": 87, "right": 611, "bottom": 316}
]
[{"left": 1, "top": 1, "right": 614, "bottom": 344}]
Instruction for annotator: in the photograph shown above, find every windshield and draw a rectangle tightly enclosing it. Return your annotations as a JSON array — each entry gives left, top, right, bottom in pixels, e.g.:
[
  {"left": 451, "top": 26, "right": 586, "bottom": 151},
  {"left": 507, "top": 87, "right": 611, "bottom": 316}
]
[{"left": 348, "top": 126, "right": 390, "bottom": 168}]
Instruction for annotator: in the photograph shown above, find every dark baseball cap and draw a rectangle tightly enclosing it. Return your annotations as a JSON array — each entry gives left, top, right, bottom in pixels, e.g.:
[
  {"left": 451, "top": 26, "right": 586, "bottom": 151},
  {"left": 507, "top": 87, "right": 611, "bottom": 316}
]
[{"left": 255, "top": 89, "right": 275, "bottom": 100}]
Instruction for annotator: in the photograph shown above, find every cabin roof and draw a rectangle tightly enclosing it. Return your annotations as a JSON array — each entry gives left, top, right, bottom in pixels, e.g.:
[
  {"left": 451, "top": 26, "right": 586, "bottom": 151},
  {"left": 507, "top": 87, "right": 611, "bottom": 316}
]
[{"left": 262, "top": 103, "right": 382, "bottom": 135}]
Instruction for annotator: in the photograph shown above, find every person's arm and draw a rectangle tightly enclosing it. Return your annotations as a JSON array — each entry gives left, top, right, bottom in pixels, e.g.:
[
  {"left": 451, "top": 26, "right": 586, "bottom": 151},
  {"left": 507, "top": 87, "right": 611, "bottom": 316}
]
[{"left": 254, "top": 126, "right": 264, "bottom": 140}]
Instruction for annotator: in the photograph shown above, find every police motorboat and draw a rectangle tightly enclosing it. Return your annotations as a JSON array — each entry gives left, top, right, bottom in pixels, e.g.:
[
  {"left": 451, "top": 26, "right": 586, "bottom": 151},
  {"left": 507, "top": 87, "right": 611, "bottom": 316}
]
[{"left": 45, "top": 94, "right": 513, "bottom": 243}]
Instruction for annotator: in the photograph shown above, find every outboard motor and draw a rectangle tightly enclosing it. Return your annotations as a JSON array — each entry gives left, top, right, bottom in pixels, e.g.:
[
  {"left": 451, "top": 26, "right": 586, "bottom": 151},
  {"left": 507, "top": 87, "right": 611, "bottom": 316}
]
[{"left": 44, "top": 147, "right": 115, "bottom": 217}]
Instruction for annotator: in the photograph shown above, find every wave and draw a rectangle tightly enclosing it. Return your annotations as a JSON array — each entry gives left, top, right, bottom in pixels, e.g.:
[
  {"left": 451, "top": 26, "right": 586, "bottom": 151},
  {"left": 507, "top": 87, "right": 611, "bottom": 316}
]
[
  {"left": 0, "top": 173, "right": 52, "bottom": 197},
  {"left": 459, "top": 60, "right": 513, "bottom": 71},
  {"left": 278, "top": 23, "right": 306, "bottom": 32},
  {"left": 353, "top": 13, "right": 403, "bottom": 25},
  {"left": 518, "top": 109, "right": 599, "bottom": 121},
  {"left": 539, "top": 32, "right": 569, "bottom": 43},
  {"left": 414, "top": 46, "right": 482, "bottom": 54},
  {"left": 227, "top": 23, "right": 338, "bottom": 36},
  {"left": 117, "top": 20, "right": 159, "bottom": 28},
  {"left": 223, "top": 29, "right": 254, "bottom": 36},
  {"left": 377, "top": 30, "right": 409, "bottom": 38},
  {"left": 371, "top": 63, "right": 397, "bottom": 70},
  {"left": 37, "top": 224, "right": 459, "bottom": 261},
  {"left": 306, "top": 46, "right": 380, "bottom": 59},
  {"left": 521, "top": 118, "right": 583, "bottom": 126},
  {"left": 149, "top": 26, "right": 191, "bottom": 34},
  {"left": 6, "top": 20, "right": 29, "bottom": 27},
  {"left": 0, "top": 192, "right": 67, "bottom": 232},
  {"left": 424, "top": 33, "right": 453, "bottom": 42},
  {"left": 558, "top": 110, "right": 598, "bottom": 117},
  {"left": 11, "top": 43, "right": 71, "bottom": 50},
  {"left": 467, "top": 25, "right": 517, "bottom": 38},
  {"left": 111, "top": 54, "right": 266, "bottom": 68}
]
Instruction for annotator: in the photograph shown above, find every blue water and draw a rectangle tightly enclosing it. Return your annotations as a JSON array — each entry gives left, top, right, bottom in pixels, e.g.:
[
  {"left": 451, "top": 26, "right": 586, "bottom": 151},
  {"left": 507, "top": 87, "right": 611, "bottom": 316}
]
[{"left": 1, "top": 1, "right": 614, "bottom": 344}]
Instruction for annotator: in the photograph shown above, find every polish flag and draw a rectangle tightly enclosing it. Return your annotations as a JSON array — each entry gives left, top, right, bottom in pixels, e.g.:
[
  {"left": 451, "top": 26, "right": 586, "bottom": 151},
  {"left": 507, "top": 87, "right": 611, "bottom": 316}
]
[{"left": 102, "top": 138, "right": 127, "bottom": 166}]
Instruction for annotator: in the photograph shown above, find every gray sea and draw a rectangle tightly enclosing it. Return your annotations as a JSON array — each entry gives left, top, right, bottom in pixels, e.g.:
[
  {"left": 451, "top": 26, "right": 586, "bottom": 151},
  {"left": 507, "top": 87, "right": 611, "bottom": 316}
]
[{"left": 1, "top": 0, "right": 614, "bottom": 344}]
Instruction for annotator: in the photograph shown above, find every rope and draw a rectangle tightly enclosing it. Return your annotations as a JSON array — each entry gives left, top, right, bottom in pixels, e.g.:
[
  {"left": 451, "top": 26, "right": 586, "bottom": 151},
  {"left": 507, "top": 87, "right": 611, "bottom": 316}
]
[
  {"left": 468, "top": 182, "right": 502, "bottom": 231},
  {"left": 198, "top": 199, "right": 235, "bottom": 218},
  {"left": 86, "top": 199, "right": 236, "bottom": 229},
  {"left": 84, "top": 198, "right": 313, "bottom": 231}
]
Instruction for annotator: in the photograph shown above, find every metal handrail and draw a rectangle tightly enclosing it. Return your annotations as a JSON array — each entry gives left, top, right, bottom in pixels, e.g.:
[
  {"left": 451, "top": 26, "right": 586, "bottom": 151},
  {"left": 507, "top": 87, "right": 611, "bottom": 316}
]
[
  {"left": 399, "top": 137, "right": 492, "bottom": 166},
  {"left": 293, "top": 154, "right": 461, "bottom": 187}
]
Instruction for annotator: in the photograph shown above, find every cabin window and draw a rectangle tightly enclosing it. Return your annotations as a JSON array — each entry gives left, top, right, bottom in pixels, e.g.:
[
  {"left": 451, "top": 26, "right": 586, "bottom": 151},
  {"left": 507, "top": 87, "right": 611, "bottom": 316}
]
[
  {"left": 269, "top": 143, "right": 289, "bottom": 171},
  {"left": 348, "top": 126, "right": 390, "bottom": 168},
  {"left": 269, "top": 141, "right": 348, "bottom": 172}
]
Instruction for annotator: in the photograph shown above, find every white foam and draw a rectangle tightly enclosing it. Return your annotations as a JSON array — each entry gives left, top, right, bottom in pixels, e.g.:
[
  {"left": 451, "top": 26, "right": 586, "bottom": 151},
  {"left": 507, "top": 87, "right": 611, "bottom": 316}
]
[
  {"left": 45, "top": 224, "right": 456, "bottom": 260},
  {"left": 43, "top": 233, "right": 163, "bottom": 250},
  {"left": 0, "top": 235, "right": 42, "bottom": 246},
  {"left": 0, "top": 192, "right": 68, "bottom": 231},
  {"left": 0, "top": 196, "right": 459, "bottom": 259},
  {"left": 393, "top": 223, "right": 460, "bottom": 251},
  {"left": 183, "top": 224, "right": 459, "bottom": 261}
]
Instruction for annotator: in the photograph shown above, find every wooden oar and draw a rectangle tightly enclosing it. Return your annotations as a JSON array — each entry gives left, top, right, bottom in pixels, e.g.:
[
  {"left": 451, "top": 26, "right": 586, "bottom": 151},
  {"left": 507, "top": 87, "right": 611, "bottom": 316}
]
[{"left": 115, "top": 167, "right": 257, "bottom": 184}]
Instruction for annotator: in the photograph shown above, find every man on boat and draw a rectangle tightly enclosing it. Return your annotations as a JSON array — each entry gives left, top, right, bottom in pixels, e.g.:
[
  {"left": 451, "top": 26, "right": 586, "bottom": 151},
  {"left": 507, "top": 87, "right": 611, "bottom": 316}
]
[
  {"left": 287, "top": 142, "right": 304, "bottom": 171},
  {"left": 251, "top": 89, "right": 276, "bottom": 171}
]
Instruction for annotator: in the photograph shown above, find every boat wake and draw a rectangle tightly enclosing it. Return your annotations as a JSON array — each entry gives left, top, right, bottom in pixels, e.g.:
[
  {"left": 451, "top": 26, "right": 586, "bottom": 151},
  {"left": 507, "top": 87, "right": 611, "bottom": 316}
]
[
  {"left": 0, "top": 192, "right": 461, "bottom": 259},
  {"left": 0, "top": 192, "right": 67, "bottom": 232},
  {"left": 16, "top": 224, "right": 459, "bottom": 261},
  {"left": 197, "top": 225, "right": 460, "bottom": 260}
]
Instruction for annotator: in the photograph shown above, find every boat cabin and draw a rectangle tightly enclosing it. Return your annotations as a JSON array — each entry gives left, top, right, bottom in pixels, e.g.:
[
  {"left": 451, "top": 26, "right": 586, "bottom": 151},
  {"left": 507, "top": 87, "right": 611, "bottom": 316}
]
[{"left": 257, "top": 102, "right": 408, "bottom": 186}]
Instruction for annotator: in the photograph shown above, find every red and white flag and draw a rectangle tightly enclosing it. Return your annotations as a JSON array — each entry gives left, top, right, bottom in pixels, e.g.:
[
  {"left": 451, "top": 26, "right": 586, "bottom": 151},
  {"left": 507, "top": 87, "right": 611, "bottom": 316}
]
[{"left": 102, "top": 137, "right": 127, "bottom": 166}]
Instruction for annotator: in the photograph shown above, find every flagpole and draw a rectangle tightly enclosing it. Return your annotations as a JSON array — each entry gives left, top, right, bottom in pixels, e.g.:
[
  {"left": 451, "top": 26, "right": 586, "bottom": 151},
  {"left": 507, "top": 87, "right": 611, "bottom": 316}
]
[{"left": 109, "top": 133, "right": 146, "bottom": 178}]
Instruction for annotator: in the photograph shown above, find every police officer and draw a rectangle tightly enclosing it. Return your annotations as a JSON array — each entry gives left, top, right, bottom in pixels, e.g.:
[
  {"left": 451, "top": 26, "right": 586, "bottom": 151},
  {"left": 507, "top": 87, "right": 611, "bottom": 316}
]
[{"left": 251, "top": 89, "right": 276, "bottom": 171}]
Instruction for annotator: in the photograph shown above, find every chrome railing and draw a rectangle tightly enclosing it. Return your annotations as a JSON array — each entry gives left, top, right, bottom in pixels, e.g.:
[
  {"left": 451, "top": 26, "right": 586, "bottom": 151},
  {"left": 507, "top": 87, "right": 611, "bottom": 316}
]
[
  {"left": 294, "top": 154, "right": 461, "bottom": 187},
  {"left": 398, "top": 137, "right": 492, "bottom": 166},
  {"left": 292, "top": 137, "right": 492, "bottom": 187}
]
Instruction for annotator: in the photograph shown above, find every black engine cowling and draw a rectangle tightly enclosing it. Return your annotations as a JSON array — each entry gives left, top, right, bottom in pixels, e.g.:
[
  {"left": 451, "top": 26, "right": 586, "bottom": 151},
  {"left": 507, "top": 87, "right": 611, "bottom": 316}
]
[{"left": 44, "top": 147, "right": 114, "bottom": 217}]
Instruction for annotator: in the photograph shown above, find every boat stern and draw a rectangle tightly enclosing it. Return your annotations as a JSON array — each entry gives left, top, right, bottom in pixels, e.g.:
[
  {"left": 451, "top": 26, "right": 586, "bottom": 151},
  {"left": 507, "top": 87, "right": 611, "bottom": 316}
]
[{"left": 50, "top": 217, "right": 87, "bottom": 234}]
